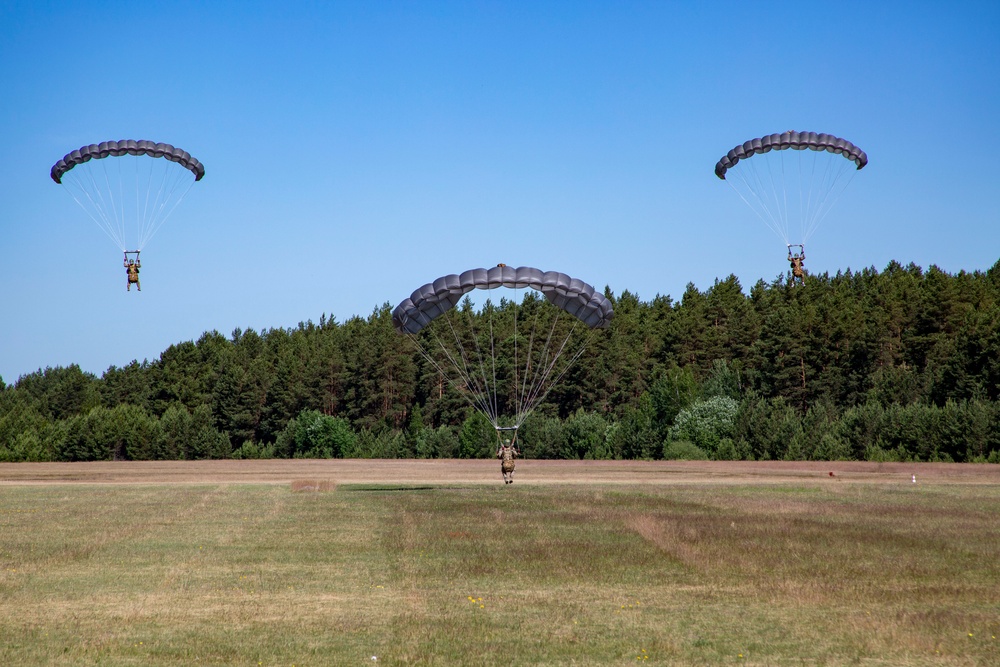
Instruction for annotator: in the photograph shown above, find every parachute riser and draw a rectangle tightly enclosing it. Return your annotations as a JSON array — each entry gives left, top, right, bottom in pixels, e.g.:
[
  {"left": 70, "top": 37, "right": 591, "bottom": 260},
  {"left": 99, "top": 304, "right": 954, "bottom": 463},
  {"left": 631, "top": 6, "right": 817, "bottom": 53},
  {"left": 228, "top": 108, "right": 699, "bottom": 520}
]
[{"left": 495, "top": 426, "right": 520, "bottom": 451}]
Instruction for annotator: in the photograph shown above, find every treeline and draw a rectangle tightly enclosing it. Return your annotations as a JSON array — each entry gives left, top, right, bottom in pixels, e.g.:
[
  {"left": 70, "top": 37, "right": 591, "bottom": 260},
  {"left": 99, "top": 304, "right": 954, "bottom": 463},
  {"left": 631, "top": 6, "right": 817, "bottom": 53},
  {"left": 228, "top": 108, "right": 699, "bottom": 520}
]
[{"left": 3, "top": 260, "right": 1000, "bottom": 464}]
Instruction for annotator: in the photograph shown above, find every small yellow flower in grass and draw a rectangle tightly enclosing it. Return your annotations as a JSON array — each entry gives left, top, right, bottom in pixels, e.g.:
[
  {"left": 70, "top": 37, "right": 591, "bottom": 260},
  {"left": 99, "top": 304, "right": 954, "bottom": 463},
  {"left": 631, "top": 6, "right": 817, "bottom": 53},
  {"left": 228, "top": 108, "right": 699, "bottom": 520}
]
[{"left": 968, "top": 633, "right": 974, "bottom": 637}]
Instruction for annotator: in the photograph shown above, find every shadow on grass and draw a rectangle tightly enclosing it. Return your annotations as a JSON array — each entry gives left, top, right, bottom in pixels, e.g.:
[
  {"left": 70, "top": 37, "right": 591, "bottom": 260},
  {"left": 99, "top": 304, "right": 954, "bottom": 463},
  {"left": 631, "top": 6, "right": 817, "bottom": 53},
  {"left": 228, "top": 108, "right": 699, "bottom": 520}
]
[{"left": 342, "top": 484, "right": 456, "bottom": 492}]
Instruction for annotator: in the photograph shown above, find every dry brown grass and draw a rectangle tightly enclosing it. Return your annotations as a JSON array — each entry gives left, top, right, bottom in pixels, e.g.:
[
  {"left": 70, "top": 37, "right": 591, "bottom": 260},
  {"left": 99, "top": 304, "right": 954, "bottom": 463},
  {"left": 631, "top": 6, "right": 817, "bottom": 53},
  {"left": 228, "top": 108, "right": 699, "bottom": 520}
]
[
  {"left": 1, "top": 460, "right": 998, "bottom": 665},
  {"left": 2, "top": 458, "right": 997, "bottom": 487},
  {"left": 289, "top": 478, "right": 337, "bottom": 493}
]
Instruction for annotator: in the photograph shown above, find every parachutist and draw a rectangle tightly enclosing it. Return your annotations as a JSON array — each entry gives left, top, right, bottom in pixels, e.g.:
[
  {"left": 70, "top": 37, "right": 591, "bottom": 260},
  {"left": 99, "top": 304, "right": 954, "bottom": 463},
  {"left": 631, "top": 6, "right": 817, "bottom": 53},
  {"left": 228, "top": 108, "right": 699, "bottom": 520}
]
[
  {"left": 124, "top": 253, "right": 141, "bottom": 292},
  {"left": 497, "top": 432, "right": 519, "bottom": 484},
  {"left": 788, "top": 245, "right": 805, "bottom": 285},
  {"left": 51, "top": 141, "right": 203, "bottom": 285}
]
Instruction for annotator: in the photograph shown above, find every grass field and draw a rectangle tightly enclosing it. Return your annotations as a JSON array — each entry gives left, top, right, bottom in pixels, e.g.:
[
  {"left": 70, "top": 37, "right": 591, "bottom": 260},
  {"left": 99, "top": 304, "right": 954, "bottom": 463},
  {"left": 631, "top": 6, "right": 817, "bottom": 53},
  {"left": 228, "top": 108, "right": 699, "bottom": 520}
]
[{"left": 1, "top": 460, "right": 998, "bottom": 665}]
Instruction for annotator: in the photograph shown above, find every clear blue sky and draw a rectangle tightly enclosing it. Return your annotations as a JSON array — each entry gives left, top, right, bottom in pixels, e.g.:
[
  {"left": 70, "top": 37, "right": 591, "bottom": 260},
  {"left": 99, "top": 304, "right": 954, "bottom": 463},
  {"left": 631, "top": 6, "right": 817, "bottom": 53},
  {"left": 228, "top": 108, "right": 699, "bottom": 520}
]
[{"left": 1, "top": 1, "right": 998, "bottom": 383}]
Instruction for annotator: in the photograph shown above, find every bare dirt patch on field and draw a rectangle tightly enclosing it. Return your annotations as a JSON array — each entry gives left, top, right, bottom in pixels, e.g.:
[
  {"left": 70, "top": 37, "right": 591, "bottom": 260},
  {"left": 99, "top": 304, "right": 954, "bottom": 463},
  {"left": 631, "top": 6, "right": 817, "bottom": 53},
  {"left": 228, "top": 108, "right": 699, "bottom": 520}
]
[{"left": 1, "top": 458, "right": 996, "bottom": 486}]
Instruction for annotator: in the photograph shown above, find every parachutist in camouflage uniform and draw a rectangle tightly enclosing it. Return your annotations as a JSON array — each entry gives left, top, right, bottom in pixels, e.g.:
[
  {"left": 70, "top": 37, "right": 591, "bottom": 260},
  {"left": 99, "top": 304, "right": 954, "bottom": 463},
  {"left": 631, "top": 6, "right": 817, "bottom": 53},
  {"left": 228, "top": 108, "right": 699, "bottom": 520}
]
[
  {"left": 124, "top": 256, "right": 141, "bottom": 292},
  {"left": 788, "top": 247, "right": 805, "bottom": 285},
  {"left": 497, "top": 434, "right": 519, "bottom": 485}
]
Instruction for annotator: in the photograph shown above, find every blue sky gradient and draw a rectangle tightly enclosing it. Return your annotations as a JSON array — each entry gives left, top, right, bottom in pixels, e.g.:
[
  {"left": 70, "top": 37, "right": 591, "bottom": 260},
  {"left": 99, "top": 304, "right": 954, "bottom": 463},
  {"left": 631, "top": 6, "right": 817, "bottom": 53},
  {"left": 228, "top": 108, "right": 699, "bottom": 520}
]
[{"left": 1, "top": 1, "right": 998, "bottom": 382}]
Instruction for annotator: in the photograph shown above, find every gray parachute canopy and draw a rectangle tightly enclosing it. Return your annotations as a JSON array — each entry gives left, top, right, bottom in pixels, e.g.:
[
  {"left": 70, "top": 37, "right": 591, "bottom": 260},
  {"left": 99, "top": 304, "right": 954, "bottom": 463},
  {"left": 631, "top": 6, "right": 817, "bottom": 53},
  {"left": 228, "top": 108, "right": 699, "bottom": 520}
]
[
  {"left": 50, "top": 140, "right": 205, "bottom": 184},
  {"left": 392, "top": 265, "right": 614, "bottom": 335},
  {"left": 715, "top": 131, "right": 867, "bottom": 180}
]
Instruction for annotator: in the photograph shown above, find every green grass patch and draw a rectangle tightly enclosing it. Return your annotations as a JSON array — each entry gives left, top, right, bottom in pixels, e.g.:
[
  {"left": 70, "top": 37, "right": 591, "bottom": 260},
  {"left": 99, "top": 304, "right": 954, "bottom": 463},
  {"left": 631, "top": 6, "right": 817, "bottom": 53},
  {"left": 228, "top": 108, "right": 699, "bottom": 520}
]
[{"left": 1, "top": 482, "right": 998, "bottom": 665}]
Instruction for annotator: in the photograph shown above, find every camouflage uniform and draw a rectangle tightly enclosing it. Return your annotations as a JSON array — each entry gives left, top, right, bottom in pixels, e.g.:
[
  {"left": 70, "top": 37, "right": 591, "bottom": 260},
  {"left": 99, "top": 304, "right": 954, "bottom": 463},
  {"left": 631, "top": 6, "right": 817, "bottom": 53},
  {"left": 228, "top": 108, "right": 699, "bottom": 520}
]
[
  {"left": 125, "top": 259, "right": 141, "bottom": 292},
  {"left": 789, "top": 254, "right": 805, "bottom": 283},
  {"left": 497, "top": 442, "right": 518, "bottom": 484}
]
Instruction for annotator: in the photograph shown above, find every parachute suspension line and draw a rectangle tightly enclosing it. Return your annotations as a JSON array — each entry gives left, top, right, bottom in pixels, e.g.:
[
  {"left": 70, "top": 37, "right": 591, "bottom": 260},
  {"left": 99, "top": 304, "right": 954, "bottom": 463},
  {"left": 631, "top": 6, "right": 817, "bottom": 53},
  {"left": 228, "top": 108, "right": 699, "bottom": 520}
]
[
  {"left": 728, "top": 170, "right": 785, "bottom": 244},
  {"left": 148, "top": 159, "right": 172, "bottom": 248},
  {"left": 134, "top": 155, "right": 141, "bottom": 250},
  {"left": 516, "top": 317, "right": 589, "bottom": 429},
  {"left": 513, "top": 297, "right": 547, "bottom": 428},
  {"left": 779, "top": 148, "right": 790, "bottom": 244},
  {"left": 77, "top": 160, "right": 117, "bottom": 248},
  {"left": 61, "top": 178, "right": 125, "bottom": 250},
  {"left": 799, "top": 151, "right": 827, "bottom": 242},
  {"left": 416, "top": 328, "right": 496, "bottom": 424},
  {"left": 803, "top": 156, "right": 857, "bottom": 243},
  {"left": 440, "top": 305, "right": 499, "bottom": 424},
  {"left": 141, "top": 155, "right": 156, "bottom": 249},
  {"left": 744, "top": 156, "right": 788, "bottom": 242},
  {"left": 728, "top": 149, "right": 861, "bottom": 247},
  {"left": 459, "top": 296, "right": 502, "bottom": 425},
  {"left": 520, "top": 299, "right": 554, "bottom": 427},
  {"left": 513, "top": 310, "right": 561, "bottom": 428},
  {"left": 512, "top": 282, "right": 521, "bottom": 428},
  {"left": 742, "top": 153, "right": 778, "bottom": 240},
  {"left": 408, "top": 330, "right": 493, "bottom": 422},
  {"left": 138, "top": 159, "right": 171, "bottom": 250},
  {"left": 513, "top": 308, "right": 586, "bottom": 429},
  {"left": 140, "top": 167, "right": 195, "bottom": 250},
  {"left": 84, "top": 161, "right": 126, "bottom": 248},
  {"left": 59, "top": 155, "right": 194, "bottom": 253},
  {"left": 412, "top": 311, "right": 497, "bottom": 424},
  {"left": 118, "top": 156, "right": 128, "bottom": 251},
  {"left": 748, "top": 147, "right": 787, "bottom": 239},
  {"left": 797, "top": 149, "right": 806, "bottom": 243},
  {"left": 519, "top": 309, "right": 566, "bottom": 424},
  {"left": 798, "top": 147, "right": 820, "bottom": 245},
  {"left": 99, "top": 156, "right": 126, "bottom": 249},
  {"left": 801, "top": 149, "right": 836, "bottom": 242},
  {"left": 487, "top": 287, "right": 501, "bottom": 427}
]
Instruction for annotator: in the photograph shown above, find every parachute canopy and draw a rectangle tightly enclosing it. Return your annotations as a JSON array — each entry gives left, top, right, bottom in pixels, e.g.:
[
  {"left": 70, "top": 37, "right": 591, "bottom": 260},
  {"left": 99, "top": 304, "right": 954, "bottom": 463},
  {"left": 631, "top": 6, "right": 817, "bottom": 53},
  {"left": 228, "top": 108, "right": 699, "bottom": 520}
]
[
  {"left": 714, "top": 130, "right": 867, "bottom": 246},
  {"left": 51, "top": 139, "right": 204, "bottom": 252},
  {"left": 393, "top": 265, "right": 614, "bottom": 431},
  {"left": 392, "top": 265, "right": 614, "bottom": 335},
  {"left": 51, "top": 140, "right": 205, "bottom": 184}
]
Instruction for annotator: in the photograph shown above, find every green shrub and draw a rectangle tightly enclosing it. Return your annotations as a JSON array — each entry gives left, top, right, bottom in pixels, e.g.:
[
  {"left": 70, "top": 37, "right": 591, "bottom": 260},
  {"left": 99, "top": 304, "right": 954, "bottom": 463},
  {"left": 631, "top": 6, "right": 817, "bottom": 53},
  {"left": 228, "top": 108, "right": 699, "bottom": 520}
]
[
  {"left": 663, "top": 440, "right": 708, "bottom": 460},
  {"left": 668, "top": 396, "right": 739, "bottom": 457}
]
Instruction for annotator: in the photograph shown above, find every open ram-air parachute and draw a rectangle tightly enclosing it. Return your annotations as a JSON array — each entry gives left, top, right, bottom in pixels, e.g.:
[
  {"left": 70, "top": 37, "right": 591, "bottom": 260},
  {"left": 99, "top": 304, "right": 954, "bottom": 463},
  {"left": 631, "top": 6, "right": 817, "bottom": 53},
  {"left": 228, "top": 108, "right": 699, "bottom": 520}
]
[
  {"left": 715, "top": 131, "right": 867, "bottom": 253},
  {"left": 393, "top": 265, "right": 613, "bottom": 439},
  {"left": 51, "top": 140, "right": 205, "bottom": 254}
]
